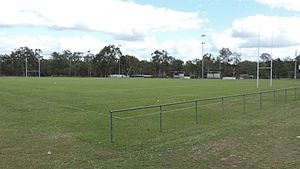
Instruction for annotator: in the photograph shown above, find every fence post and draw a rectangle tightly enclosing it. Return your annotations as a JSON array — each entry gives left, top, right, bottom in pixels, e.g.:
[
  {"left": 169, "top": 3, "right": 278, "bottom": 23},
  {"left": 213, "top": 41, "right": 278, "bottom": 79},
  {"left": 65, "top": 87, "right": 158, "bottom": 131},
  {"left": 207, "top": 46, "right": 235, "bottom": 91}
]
[
  {"left": 243, "top": 94, "right": 246, "bottom": 113},
  {"left": 273, "top": 90, "right": 276, "bottom": 105},
  {"left": 160, "top": 105, "right": 163, "bottom": 132},
  {"left": 259, "top": 92, "right": 262, "bottom": 109},
  {"left": 195, "top": 100, "right": 199, "bottom": 124},
  {"left": 285, "top": 89, "right": 287, "bottom": 103},
  {"left": 109, "top": 111, "right": 113, "bottom": 143},
  {"left": 295, "top": 88, "right": 297, "bottom": 101},
  {"left": 221, "top": 97, "right": 224, "bottom": 117}
]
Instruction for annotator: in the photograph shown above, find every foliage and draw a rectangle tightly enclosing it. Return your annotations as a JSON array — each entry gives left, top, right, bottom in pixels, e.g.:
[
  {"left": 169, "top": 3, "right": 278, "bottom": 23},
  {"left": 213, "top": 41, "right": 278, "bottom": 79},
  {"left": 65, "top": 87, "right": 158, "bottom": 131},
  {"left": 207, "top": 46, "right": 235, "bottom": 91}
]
[{"left": 0, "top": 46, "right": 298, "bottom": 78}]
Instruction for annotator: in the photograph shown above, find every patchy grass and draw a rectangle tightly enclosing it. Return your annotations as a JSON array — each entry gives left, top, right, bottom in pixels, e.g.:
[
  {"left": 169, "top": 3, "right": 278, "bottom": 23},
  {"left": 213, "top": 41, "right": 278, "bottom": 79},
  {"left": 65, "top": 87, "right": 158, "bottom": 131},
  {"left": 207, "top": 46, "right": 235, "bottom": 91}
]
[{"left": 0, "top": 77, "right": 299, "bottom": 168}]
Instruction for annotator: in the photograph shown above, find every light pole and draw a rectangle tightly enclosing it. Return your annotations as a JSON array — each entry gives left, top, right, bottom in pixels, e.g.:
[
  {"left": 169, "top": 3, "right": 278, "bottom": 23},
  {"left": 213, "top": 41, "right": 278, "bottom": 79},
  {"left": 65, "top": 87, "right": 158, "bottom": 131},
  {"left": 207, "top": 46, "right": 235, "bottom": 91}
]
[
  {"left": 119, "top": 54, "right": 121, "bottom": 75},
  {"left": 295, "top": 51, "right": 298, "bottom": 80},
  {"left": 25, "top": 53, "right": 28, "bottom": 78},
  {"left": 35, "top": 49, "right": 42, "bottom": 78},
  {"left": 118, "top": 45, "right": 122, "bottom": 75},
  {"left": 38, "top": 57, "right": 41, "bottom": 78},
  {"left": 201, "top": 34, "right": 206, "bottom": 79},
  {"left": 87, "top": 50, "right": 92, "bottom": 77},
  {"left": 257, "top": 31, "right": 260, "bottom": 88}
]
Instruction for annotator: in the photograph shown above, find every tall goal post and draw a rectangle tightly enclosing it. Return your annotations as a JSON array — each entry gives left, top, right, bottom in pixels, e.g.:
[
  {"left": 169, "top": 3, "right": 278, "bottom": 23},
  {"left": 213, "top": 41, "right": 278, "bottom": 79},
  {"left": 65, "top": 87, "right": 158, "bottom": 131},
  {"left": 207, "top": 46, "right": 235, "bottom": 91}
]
[
  {"left": 257, "top": 31, "right": 273, "bottom": 88},
  {"left": 270, "top": 33, "right": 273, "bottom": 87},
  {"left": 257, "top": 31, "right": 260, "bottom": 88},
  {"left": 295, "top": 51, "right": 298, "bottom": 80}
]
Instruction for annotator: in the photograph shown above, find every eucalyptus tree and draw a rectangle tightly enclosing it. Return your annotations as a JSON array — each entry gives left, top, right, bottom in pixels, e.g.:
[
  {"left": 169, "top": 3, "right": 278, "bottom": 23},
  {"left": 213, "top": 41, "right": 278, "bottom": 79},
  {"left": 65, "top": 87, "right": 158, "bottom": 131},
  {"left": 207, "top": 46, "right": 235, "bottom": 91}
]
[
  {"left": 121, "top": 55, "right": 140, "bottom": 75},
  {"left": 10, "top": 47, "right": 38, "bottom": 76},
  {"left": 84, "top": 51, "right": 94, "bottom": 77},
  {"left": 93, "top": 45, "right": 120, "bottom": 77},
  {"left": 217, "top": 48, "right": 232, "bottom": 76},
  {"left": 151, "top": 50, "right": 173, "bottom": 77},
  {"left": 231, "top": 52, "right": 241, "bottom": 77}
]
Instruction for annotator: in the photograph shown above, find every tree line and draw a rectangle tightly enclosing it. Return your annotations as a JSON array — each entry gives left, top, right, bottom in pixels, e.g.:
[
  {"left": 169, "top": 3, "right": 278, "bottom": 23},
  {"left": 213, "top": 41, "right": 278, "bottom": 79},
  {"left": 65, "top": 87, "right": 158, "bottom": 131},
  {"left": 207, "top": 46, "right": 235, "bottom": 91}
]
[{"left": 0, "top": 45, "right": 299, "bottom": 78}]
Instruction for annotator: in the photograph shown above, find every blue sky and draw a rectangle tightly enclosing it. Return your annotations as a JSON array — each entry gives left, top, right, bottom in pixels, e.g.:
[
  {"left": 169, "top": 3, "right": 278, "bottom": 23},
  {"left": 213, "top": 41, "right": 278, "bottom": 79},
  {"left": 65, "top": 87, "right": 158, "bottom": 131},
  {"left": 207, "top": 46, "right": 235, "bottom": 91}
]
[{"left": 1, "top": 0, "right": 300, "bottom": 61}]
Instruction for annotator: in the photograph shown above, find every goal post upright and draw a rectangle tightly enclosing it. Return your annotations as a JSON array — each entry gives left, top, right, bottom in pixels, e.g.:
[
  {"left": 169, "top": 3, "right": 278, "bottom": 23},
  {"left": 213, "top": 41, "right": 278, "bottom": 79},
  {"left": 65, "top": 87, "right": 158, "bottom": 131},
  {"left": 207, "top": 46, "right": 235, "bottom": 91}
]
[
  {"left": 295, "top": 51, "right": 297, "bottom": 80},
  {"left": 270, "top": 33, "right": 273, "bottom": 87},
  {"left": 257, "top": 31, "right": 260, "bottom": 88},
  {"left": 257, "top": 31, "right": 273, "bottom": 88}
]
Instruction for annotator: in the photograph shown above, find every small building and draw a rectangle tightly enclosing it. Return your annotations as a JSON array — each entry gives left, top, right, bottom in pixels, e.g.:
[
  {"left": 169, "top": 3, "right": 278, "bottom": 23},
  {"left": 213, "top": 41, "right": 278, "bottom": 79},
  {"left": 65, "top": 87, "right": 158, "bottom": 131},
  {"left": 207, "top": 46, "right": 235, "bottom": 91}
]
[
  {"left": 207, "top": 71, "right": 221, "bottom": 79},
  {"left": 109, "top": 74, "right": 127, "bottom": 78},
  {"left": 174, "top": 73, "right": 185, "bottom": 78},
  {"left": 172, "top": 71, "right": 191, "bottom": 79},
  {"left": 173, "top": 71, "right": 185, "bottom": 78}
]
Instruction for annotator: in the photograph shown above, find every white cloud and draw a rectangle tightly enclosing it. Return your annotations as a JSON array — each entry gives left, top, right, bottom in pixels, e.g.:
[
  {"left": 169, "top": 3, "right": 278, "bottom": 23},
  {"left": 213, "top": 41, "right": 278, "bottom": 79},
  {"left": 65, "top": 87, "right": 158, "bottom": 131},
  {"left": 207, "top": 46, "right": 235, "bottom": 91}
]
[
  {"left": 0, "top": 35, "right": 107, "bottom": 56},
  {"left": 256, "top": 0, "right": 300, "bottom": 12},
  {"left": 207, "top": 14, "right": 300, "bottom": 60},
  {"left": 210, "top": 29, "right": 245, "bottom": 50},
  {"left": 2, "top": 0, "right": 300, "bottom": 61},
  {"left": 161, "top": 39, "right": 203, "bottom": 61},
  {"left": 0, "top": 0, "right": 204, "bottom": 40},
  {"left": 0, "top": 0, "right": 206, "bottom": 60},
  {"left": 187, "top": 14, "right": 300, "bottom": 61},
  {"left": 231, "top": 14, "right": 300, "bottom": 48},
  {"left": 0, "top": 33, "right": 207, "bottom": 61}
]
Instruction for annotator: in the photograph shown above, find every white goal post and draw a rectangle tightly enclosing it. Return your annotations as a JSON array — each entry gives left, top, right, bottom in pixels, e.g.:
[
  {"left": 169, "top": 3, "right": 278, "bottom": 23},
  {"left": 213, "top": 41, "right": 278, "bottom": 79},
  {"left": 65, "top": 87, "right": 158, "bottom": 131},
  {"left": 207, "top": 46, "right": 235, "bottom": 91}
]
[{"left": 257, "top": 32, "right": 273, "bottom": 88}]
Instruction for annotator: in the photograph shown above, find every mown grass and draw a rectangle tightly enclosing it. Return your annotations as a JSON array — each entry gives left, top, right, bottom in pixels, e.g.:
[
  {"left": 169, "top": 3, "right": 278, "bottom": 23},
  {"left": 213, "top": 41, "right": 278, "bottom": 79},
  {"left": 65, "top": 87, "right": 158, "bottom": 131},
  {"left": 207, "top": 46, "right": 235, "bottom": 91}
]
[{"left": 0, "top": 77, "right": 299, "bottom": 168}]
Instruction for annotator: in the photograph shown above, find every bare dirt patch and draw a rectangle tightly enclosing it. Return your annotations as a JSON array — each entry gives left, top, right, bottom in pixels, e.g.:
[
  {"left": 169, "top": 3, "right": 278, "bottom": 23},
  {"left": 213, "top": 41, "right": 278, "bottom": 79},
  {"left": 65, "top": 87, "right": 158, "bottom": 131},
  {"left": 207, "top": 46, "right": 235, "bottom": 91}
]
[
  {"left": 189, "top": 138, "right": 241, "bottom": 162},
  {"left": 48, "top": 132, "right": 81, "bottom": 145}
]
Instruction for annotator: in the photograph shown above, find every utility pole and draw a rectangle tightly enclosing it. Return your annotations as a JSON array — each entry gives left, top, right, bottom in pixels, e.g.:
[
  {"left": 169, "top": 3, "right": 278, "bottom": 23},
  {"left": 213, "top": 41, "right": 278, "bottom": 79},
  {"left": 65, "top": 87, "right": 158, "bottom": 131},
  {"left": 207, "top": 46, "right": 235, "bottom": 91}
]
[{"left": 201, "top": 34, "right": 206, "bottom": 79}]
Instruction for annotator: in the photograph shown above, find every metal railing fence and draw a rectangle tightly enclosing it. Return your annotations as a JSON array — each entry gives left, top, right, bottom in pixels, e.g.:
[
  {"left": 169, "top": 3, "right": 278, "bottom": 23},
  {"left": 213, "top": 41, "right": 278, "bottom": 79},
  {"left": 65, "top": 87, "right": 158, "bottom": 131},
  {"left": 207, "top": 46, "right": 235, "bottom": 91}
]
[{"left": 109, "top": 86, "right": 300, "bottom": 143}]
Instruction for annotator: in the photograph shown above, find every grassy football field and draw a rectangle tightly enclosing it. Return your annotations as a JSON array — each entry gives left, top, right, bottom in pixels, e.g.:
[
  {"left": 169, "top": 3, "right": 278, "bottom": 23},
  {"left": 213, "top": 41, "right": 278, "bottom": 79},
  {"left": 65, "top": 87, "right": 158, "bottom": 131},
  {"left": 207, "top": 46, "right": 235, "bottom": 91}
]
[{"left": 0, "top": 77, "right": 299, "bottom": 168}]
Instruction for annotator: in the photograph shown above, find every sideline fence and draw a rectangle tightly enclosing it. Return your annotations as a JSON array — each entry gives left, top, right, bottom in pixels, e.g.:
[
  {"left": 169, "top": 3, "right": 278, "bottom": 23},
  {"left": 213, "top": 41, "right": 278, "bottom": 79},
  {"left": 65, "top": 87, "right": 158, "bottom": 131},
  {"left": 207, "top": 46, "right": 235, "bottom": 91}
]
[{"left": 109, "top": 86, "right": 300, "bottom": 143}]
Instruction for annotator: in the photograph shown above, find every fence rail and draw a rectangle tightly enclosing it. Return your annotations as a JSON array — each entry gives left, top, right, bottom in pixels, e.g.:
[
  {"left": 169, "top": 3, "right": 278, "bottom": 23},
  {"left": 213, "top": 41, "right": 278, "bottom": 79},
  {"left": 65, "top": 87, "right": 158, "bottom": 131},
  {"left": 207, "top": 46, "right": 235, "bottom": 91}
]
[{"left": 109, "top": 86, "right": 300, "bottom": 143}]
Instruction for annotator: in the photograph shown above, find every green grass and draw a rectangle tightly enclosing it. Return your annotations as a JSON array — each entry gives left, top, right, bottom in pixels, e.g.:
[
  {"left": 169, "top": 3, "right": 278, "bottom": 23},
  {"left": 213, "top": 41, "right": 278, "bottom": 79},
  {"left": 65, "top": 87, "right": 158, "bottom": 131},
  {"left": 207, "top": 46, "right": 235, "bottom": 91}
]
[{"left": 0, "top": 77, "right": 300, "bottom": 168}]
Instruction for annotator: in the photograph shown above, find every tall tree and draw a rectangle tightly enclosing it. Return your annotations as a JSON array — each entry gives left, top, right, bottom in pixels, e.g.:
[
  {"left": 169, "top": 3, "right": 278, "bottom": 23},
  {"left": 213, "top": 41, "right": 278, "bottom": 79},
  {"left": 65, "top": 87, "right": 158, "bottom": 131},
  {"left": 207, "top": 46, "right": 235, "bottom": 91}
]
[
  {"left": 203, "top": 53, "right": 217, "bottom": 73},
  {"left": 0, "top": 54, "right": 4, "bottom": 76},
  {"left": 260, "top": 53, "right": 271, "bottom": 62},
  {"left": 51, "top": 51, "right": 69, "bottom": 75},
  {"left": 84, "top": 51, "right": 94, "bottom": 77},
  {"left": 231, "top": 52, "right": 241, "bottom": 77},
  {"left": 151, "top": 50, "right": 173, "bottom": 77},
  {"left": 71, "top": 52, "right": 83, "bottom": 76},
  {"left": 10, "top": 47, "right": 39, "bottom": 76},
  {"left": 151, "top": 50, "right": 163, "bottom": 77},
  {"left": 121, "top": 55, "right": 140, "bottom": 75},
  {"left": 93, "top": 45, "right": 120, "bottom": 77},
  {"left": 171, "top": 59, "right": 184, "bottom": 72},
  {"left": 217, "top": 48, "right": 232, "bottom": 76},
  {"left": 259, "top": 53, "right": 272, "bottom": 78}
]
